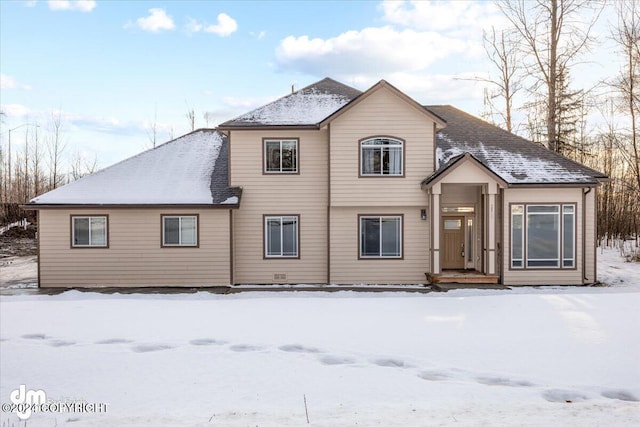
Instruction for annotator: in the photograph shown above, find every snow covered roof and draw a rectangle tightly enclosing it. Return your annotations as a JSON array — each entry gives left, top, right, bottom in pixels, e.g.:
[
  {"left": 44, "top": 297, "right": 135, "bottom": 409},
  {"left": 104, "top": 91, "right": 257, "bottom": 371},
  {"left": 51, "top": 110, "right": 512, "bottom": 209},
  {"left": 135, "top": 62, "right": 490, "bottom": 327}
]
[
  {"left": 423, "top": 105, "right": 607, "bottom": 186},
  {"left": 219, "top": 78, "right": 362, "bottom": 128},
  {"left": 28, "top": 130, "right": 241, "bottom": 206}
]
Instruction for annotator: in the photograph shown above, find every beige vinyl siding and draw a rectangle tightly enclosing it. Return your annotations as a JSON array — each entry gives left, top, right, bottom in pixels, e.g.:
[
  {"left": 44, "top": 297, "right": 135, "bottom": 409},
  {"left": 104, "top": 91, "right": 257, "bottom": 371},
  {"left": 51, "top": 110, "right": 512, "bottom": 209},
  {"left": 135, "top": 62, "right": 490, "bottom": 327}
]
[
  {"left": 330, "top": 207, "right": 429, "bottom": 284},
  {"left": 584, "top": 187, "right": 597, "bottom": 283},
  {"left": 230, "top": 130, "right": 328, "bottom": 284},
  {"left": 502, "top": 188, "right": 584, "bottom": 285},
  {"left": 39, "top": 208, "right": 230, "bottom": 287},
  {"left": 329, "top": 87, "right": 435, "bottom": 207}
]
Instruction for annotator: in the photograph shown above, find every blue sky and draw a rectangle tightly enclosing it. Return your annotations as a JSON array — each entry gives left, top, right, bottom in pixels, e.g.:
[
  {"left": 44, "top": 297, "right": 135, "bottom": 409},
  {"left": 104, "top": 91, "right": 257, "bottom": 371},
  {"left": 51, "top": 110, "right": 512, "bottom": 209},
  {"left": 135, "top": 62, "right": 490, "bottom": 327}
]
[{"left": 1, "top": 0, "right": 620, "bottom": 168}]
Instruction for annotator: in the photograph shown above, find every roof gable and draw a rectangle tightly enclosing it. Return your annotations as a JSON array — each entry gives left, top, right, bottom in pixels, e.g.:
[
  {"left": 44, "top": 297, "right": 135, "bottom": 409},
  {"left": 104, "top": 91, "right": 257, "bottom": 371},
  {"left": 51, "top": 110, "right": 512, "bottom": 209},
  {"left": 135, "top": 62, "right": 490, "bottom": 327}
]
[
  {"left": 219, "top": 77, "right": 361, "bottom": 128},
  {"left": 320, "top": 80, "right": 446, "bottom": 129},
  {"left": 422, "top": 153, "right": 508, "bottom": 188},
  {"left": 29, "top": 130, "right": 239, "bottom": 206}
]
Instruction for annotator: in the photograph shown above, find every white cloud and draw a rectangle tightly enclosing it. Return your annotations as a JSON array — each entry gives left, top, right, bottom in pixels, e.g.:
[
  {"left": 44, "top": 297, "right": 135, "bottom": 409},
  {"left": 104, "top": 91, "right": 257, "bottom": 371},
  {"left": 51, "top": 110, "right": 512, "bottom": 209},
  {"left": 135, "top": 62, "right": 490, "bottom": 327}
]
[
  {"left": 135, "top": 8, "right": 175, "bottom": 33},
  {"left": 380, "top": 0, "right": 506, "bottom": 36},
  {"left": 47, "top": 0, "right": 96, "bottom": 12},
  {"left": 204, "top": 13, "right": 237, "bottom": 36},
  {"left": 1, "top": 104, "right": 32, "bottom": 118},
  {"left": 250, "top": 30, "right": 266, "bottom": 40},
  {"left": 24, "top": 1, "right": 38, "bottom": 7},
  {"left": 185, "top": 17, "right": 203, "bottom": 34},
  {"left": 276, "top": 26, "right": 469, "bottom": 75},
  {"left": 1, "top": 74, "right": 17, "bottom": 89},
  {"left": 188, "top": 13, "right": 237, "bottom": 37}
]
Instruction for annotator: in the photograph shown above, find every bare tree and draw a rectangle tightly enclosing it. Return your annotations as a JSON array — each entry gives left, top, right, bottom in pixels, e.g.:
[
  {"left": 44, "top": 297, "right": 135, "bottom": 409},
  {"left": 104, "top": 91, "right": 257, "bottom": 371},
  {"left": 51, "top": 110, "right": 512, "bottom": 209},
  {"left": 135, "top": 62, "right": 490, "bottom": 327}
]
[
  {"left": 610, "top": 0, "right": 640, "bottom": 193},
  {"left": 147, "top": 105, "right": 159, "bottom": 149},
  {"left": 70, "top": 150, "right": 99, "bottom": 181},
  {"left": 204, "top": 111, "right": 215, "bottom": 128},
  {"left": 481, "top": 27, "right": 523, "bottom": 133},
  {"left": 497, "top": 0, "right": 603, "bottom": 153},
  {"left": 186, "top": 107, "right": 195, "bottom": 132},
  {"left": 46, "top": 110, "right": 67, "bottom": 189},
  {"left": 30, "top": 126, "right": 45, "bottom": 197}
]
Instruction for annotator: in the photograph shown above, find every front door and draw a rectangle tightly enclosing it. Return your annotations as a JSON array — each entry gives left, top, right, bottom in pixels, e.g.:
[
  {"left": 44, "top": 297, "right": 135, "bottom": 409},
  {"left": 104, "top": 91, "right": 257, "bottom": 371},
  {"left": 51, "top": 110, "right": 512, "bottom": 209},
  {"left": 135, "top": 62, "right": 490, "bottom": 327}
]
[{"left": 442, "top": 216, "right": 465, "bottom": 269}]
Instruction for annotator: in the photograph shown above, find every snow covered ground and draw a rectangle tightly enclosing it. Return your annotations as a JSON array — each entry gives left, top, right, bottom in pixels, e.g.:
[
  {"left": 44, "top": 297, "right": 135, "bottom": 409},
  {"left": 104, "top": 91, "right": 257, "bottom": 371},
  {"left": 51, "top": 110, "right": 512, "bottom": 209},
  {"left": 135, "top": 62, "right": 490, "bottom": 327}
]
[{"left": 1, "top": 247, "right": 639, "bottom": 426}]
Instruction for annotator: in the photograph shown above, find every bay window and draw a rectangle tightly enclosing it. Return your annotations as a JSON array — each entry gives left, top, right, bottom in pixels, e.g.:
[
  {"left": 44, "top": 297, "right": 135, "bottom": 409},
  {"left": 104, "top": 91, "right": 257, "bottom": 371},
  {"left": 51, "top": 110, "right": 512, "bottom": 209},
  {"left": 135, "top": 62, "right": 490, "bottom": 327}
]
[{"left": 511, "top": 204, "right": 575, "bottom": 269}]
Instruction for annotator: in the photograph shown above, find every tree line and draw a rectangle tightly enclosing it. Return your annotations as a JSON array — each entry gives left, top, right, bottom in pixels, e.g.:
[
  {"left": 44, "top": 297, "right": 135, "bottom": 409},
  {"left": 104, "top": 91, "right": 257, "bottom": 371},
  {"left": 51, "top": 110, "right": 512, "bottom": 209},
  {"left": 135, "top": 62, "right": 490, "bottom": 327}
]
[
  {"left": 0, "top": 110, "right": 98, "bottom": 223},
  {"left": 480, "top": 0, "right": 639, "bottom": 244}
]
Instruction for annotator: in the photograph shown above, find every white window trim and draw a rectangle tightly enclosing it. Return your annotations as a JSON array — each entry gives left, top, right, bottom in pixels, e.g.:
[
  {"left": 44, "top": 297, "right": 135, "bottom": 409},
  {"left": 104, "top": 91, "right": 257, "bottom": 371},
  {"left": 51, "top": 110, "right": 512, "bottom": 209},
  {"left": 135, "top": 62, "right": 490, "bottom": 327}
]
[
  {"left": 359, "top": 215, "right": 403, "bottom": 259},
  {"left": 162, "top": 215, "right": 198, "bottom": 247},
  {"left": 72, "top": 216, "right": 108, "bottom": 248},
  {"left": 264, "top": 215, "right": 299, "bottom": 258},
  {"left": 360, "top": 137, "right": 404, "bottom": 176},
  {"left": 264, "top": 139, "right": 298, "bottom": 174},
  {"left": 511, "top": 204, "right": 575, "bottom": 269}
]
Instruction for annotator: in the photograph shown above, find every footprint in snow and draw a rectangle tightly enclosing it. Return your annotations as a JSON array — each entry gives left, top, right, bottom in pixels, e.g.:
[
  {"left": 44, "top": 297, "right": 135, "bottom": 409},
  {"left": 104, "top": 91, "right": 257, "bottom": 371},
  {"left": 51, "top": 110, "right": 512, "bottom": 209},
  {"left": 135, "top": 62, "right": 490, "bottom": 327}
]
[
  {"left": 279, "top": 344, "right": 321, "bottom": 353},
  {"left": 542, "top": 389, "right": 589, "bottom": 403},
  {"left": 190, "top": 338, "right": 228, "bottom": 346},
  {"left": 48, "top": 340, "right": 76, "bottom": 347},
  {"left": 476, "top": 376, "right": 534, "bottom": 387},
  {"left": 319, "top": 355, "right": 356, "bottom": 365},
  {"left": 601, "top": 389, "right": 639, "bottom": 402},
  {"left": 372, "top": 358, "right": 410, "bottom": 368},
  {"left": 95, "top": 338, "right": 133, "bottom": 344},
  {"left": 131, "top": 344, "right": 173, "bottom": 353},
  {"left": 22, "top": 333, "right": 48, "bottom": 340},
  {"left": 229, "top": 344, "right": 264, "bottom": 352},
  {"left": 418, "top": 370, "right": 452, "bottom": 381}
]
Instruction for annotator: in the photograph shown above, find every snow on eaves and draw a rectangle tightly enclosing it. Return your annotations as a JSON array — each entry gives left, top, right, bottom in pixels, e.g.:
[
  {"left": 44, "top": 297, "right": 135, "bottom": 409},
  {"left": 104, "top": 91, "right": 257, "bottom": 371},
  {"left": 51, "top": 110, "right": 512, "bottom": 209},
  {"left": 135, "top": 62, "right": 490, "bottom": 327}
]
[
  {"left": 230, "top": 89, "right": 351, "bottom": 125},
  {"left": 30, "top": 130, "right": 223, "bottom": 205},
  {"left": 436, "top": 140, "right": 595, "bottom": 184}
]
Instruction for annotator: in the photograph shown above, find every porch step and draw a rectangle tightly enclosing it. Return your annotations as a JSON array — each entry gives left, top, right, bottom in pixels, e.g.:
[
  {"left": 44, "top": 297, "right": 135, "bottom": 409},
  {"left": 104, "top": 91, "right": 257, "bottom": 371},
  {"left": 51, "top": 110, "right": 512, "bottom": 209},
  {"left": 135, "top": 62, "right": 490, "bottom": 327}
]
[{"left": 426, "top": 272, "right": 500, "bottom": 284}]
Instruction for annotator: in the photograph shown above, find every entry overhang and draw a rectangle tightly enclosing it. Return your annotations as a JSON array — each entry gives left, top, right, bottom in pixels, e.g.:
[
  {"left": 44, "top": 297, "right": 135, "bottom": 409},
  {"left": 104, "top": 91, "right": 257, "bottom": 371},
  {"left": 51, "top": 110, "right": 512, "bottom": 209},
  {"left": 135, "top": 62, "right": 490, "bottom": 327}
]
[{"left": 422, "top": 153, "right": 508, "bottom": 190}]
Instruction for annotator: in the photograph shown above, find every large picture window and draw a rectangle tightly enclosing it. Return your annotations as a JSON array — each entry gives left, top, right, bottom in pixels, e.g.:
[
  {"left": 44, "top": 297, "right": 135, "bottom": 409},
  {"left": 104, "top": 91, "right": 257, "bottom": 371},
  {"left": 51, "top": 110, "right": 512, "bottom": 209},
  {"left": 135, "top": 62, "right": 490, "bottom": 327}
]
[
  {"left": 511, "top": 204, "right": 575, "bottom": 269},
  {"left": 264, "top": 139, "right": 298, "bottom": 173},
  {"left": 360, "top": 137, "right": 403, "bottom": 176},
  {"left": 265, "top": 215, "right": 299, "bottom": 258},
  {"left": 162, "top": 215, "right": 198, "bottom": 247},
  {"left": 72, "top": 216, "right": 107, "bottom": 247},
  {"left": 359, "top": 215, "right": 402, "bottom": 258}
]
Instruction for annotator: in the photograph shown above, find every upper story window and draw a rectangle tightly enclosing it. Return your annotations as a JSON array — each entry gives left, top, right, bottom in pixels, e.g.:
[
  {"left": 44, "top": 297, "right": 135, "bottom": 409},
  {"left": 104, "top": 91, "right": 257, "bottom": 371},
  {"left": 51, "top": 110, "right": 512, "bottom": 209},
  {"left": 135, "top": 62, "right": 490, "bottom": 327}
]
[
  {"left": 360, "top": 137, "right": 404, "bottom": 176},
  {"left": 264, "top": 139, "right": 298, "bottom": 173},
  {"left": 72, "top": 216, "right": 108, "bottom": 248},
  {"left": 162, "top": 215, "right": 198, "bottom": 247}
]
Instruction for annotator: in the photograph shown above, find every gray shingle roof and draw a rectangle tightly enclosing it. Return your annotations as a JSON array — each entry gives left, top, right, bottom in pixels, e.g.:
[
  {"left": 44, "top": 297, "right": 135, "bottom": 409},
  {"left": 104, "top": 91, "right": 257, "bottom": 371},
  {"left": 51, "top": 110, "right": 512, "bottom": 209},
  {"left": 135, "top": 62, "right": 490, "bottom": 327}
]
[
  {"left": 219, "top": 77, "right": 362, "bottom": 128},
  {"left": 423, "top": 105, "right": 607, "bottom": 186},
  {"left": 28, "top": 129, "right": 241, "bottom": 206},
  {"left": 210, "top": 134, "right": 242, "bottom": 204}
]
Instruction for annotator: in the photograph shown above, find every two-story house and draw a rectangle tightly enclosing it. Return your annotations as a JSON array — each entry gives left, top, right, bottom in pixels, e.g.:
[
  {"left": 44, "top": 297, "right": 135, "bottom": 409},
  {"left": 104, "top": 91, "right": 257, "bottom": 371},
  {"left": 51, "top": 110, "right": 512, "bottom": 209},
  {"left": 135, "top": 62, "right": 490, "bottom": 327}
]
[{"left": 26, "top": 78, "right": 607, "bottom": 288}]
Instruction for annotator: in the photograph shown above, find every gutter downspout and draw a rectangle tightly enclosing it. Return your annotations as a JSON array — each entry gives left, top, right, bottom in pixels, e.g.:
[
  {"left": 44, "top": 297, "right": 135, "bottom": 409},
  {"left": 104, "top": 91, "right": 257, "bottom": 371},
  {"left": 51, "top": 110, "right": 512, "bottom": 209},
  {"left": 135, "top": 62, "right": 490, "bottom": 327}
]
[
  {"left": 327, "top": 123, "right": 331, "bottom": 286},
  {"left": 582, "top": 187, "right": 592, "bottom": 284}
]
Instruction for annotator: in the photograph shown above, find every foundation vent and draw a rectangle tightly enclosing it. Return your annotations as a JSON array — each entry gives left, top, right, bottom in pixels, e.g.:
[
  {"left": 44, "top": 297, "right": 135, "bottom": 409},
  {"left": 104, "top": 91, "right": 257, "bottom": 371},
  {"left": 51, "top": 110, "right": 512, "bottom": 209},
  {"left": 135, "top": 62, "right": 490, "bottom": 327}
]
[{"left": 273, "top": 273, "right": 288, "bottom": 282}]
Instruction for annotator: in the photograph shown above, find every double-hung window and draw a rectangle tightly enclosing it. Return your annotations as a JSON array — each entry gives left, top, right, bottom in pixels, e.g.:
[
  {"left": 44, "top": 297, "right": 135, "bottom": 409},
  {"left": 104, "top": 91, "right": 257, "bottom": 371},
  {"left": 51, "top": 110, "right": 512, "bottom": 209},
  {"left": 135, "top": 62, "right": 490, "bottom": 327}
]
[
  {"left": 511, "top": 204, "right": 575, "bottom": 269},
  {"left": 265, "top": 215, "right": 299, "bottom": 258},
  {"left": 264, "top": 139, "right": 298, "bottom": 173},
  {"left": 359, "top": 215, "right": 402, "bottom": 258},
  {"left": 72, "top": 216, "right": 108, "bottom": 247},
  {"left": 360, "top": 137, "right": 403, "bottom": 176},
  {"left": 162, "top": 215, "right": 198, "bottom": 247}
]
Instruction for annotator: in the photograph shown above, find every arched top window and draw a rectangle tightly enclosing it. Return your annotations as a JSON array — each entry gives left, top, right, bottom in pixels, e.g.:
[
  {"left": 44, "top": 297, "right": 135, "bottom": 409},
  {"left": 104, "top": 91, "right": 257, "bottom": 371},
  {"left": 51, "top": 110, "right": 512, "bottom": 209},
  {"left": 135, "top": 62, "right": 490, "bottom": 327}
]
[{"left": 360, "top": 137, "right": 404, "bottom": 176}]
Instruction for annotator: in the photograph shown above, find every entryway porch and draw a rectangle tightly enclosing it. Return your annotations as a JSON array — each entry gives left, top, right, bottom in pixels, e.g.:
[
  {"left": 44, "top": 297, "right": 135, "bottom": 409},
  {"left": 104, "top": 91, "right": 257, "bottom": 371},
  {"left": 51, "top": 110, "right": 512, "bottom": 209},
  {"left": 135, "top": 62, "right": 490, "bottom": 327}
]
[{"left": 426, "top": 270, "right": 500, "bottom": 284}]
